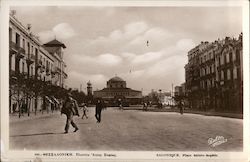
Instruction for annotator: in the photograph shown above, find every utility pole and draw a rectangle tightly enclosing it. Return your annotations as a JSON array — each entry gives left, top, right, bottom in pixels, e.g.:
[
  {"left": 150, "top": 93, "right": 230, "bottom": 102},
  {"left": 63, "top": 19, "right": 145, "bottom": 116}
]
[{"left": 171, "top": 83, "right": 174, "bottom": 106}]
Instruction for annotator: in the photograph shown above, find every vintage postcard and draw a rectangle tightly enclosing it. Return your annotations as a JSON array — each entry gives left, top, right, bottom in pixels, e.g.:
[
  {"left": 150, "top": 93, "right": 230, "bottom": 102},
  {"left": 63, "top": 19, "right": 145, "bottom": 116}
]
[{"left": 1, "top": 0, "right": 249, "bottom": 162}]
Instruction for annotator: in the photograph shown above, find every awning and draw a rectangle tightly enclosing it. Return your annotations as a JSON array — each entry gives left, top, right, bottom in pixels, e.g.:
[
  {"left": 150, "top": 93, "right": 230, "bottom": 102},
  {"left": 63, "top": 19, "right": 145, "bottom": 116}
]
[
  {"left": 51, "top": 96, "right": 60, "bottom": 104},
  {"left": 45, "top": 96, "right": 53, "bottom": 103}
]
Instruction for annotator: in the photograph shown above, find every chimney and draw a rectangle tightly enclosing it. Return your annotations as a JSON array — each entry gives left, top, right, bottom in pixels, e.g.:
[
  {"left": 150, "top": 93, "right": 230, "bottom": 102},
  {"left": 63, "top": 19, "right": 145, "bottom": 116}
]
[
  {"left": 27, "top": 24, "right": 31, "bottom": 31},
  {"left": 10, "top": 10, "right": 16, "bottom": 16}
]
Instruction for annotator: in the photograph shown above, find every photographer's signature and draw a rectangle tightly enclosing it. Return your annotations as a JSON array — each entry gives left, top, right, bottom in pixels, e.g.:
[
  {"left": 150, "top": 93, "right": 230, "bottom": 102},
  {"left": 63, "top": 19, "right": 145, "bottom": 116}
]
[{"left": 208, "top": 136, "right": 227, "bottom": 147}]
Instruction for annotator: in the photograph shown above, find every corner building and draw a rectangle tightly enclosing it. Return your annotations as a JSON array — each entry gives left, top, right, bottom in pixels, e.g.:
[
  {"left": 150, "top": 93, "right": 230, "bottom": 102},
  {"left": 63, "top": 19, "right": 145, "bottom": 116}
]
[
  {"left": 9, "top": 12, "right": 68, "bottom": 114},
  {"left": 185, "top": 34, "right": 243, "bottom": 113}
]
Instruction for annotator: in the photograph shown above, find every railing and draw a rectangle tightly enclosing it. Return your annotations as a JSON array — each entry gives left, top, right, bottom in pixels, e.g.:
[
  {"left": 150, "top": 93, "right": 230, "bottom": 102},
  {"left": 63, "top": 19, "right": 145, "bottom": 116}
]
[
  {"left": 26, "top": 54, "right": 36, "bottom": 64},
  {"left": 55, "top": 67, "right": 61, "bottom": 73},
  {"left": 30, "top": 54, "right": 36, "bottom": 61},
  {"left": 9, "top": 41, "right": 25, "bottom": 55},
  {"left": 62, "top": 71, "right": 68, "bottom": 78}
]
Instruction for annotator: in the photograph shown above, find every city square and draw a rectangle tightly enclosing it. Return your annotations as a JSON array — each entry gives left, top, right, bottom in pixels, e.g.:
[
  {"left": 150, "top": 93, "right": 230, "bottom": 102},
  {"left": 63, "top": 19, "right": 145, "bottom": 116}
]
[
  {"left": 4, "top": 5, "right": 246, "bottom": 161},
  {"left": 10, "top": 107, "right": 243, "bottom": 151}
]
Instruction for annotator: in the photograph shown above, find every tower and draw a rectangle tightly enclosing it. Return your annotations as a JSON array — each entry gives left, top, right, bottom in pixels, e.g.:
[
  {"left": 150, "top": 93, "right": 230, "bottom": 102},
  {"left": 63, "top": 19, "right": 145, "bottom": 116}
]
[{"left": 87, "top": 81, "right": 92, "bottom": 96}]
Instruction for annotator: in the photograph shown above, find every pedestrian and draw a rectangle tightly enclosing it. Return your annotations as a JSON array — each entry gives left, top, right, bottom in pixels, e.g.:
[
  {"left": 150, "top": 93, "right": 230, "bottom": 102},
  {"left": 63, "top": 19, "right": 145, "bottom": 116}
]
[
  {"left": 118, "top": 98, "right": 123, "bottom": 110},
  {"left": 81, "top": 103, "right": 88, "bottom": 119},
  {"left": 143, "top": 102, "right": 148, "bottom": 111},
  {"left": 178, "top": 100, "right": 184, "bottom": 115},
  {"left": 95, "top": 99, "right": 103, "bottom": 123},
  {"left": 61, "top": 93, "right": 79, "bottom": 133}
]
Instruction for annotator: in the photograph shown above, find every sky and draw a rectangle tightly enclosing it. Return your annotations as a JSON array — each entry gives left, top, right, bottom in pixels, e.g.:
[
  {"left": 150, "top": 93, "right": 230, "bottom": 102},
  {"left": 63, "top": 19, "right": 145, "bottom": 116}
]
[{"left": 11, "top": 6, "right": 242, "bottom": 95}]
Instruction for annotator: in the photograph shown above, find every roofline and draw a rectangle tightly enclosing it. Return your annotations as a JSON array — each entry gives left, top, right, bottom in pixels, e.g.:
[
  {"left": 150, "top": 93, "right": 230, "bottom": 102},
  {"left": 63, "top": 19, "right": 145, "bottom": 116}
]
[{"left": 9, "top": 15, "right": 41, "bottom": 46}]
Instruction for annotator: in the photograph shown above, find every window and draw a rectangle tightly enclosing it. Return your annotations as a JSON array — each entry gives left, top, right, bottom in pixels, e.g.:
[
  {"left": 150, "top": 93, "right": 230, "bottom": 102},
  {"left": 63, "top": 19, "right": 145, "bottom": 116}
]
[
  {"left": 46, "top": 60, "right": 49, "bottom": 69},
  {"left": 227, "top": 69, "right": 231, "bottom": 80},
  {"left": 207, "top": 80, "right": 210, "bottom": 88},
  {"left": 22, "top": 39, "right": 25, "bottom": 49},
  {"left": 207, "top": 66, "right": 210, "bottom": 74},
  {"left": 220, "top": 55, "right": 224, "bottom": 65},
  {"left": 28, "top": 43, "right": 30, "bottom": 55},
  {"left": 221, "top": 71, "right": 224, "bottom": 80},
  {"left": 9, "top": 28, "right": 12, "bottom": 42},
  {"left": 22, "top": 62, "right": 25, "bottom": 73},
  {"left": 233, "top": 67, "right": 237, "bottom": 79},
  {"left": 233, "top": 51, "right": 236, "bottom": 61},
  {"left": 226, "top": 53, "right": 230, "bottom": 63},
  {"left": 31, "top": 66, "right": 33, "bottom": 76},
  {"left": 16, "top": 33, "right": 20, "bottom": 46}
]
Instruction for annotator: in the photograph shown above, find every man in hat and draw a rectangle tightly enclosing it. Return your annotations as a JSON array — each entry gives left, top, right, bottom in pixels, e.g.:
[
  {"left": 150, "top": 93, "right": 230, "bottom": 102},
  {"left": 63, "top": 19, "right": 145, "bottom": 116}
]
[{"left": 62, "top": 92, "right": 79, "bottom": 133}]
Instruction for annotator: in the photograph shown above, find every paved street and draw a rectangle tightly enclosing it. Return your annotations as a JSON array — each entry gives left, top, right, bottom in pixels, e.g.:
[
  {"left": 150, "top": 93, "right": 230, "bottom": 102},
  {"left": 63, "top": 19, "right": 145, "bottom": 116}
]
[{"left": 10, "top": 107, "right": 243, "bottom": 151}]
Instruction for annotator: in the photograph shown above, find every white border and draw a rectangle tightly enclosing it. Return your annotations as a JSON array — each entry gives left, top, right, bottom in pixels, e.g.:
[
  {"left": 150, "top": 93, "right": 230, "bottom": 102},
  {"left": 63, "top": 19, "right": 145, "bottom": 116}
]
[{"left": 1, "top": 0, "right": 249, "bottom": 161}]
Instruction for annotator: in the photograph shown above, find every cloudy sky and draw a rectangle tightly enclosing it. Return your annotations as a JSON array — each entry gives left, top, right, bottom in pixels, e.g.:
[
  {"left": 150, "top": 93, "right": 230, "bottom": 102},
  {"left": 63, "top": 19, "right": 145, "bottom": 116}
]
[{"left": 11, "top": 6, "right": 242, "bottom": 94}]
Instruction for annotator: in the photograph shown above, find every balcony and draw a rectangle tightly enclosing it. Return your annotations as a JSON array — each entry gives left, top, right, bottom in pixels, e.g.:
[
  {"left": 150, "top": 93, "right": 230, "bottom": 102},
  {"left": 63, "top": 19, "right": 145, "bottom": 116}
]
[
  {"left": 51, "top": 70, "right": 56, "bottom": 76},
  {"left": 9, "top": 41, "right": 25, "bottom": 58},
  {"left": 46, "top": 68, "right": 51, "bottom": 76},
  {"left": 63, "top": 71, "right": 68, "bottom": 78},
  {"left": 37, "top": 59, "right": 43, "bottom": 68},
  {"left": 55, "top": 67, "right": 61, "bottom": 73},
  {"left": 26, "top": 54, "right": 36, "bottom": 65},
  {"left": 39, "top": 65, "right": 45, "bottom": 73}
]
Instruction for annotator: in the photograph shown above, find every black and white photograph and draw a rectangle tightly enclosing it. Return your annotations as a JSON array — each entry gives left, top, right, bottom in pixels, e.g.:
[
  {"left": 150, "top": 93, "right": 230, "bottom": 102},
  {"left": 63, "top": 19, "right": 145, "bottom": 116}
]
[{"left": 1, "top": 1, "right": 249, "bottom": 162}]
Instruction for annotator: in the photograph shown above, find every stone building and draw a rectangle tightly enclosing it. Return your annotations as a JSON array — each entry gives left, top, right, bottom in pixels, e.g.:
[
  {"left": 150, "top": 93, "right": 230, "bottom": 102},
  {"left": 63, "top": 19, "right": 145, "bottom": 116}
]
[
  {"left": 214, "top": 34, "right": 243, "bottom": 113},
  {"left": 93, "top": 76, "right": 142, "bottom": 106},
  {"left": 185, "top": 34, "right": 243, "bottom": 113},
  {"left": 185, "top": 41, "right": 210, "bottom": 109},
  {"left": 9, "top": 12, "right": 67, "bottom": 114}
]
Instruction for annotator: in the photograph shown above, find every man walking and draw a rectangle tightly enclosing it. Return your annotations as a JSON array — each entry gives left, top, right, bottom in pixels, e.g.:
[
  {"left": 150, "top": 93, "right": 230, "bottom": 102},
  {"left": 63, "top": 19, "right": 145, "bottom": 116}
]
[
  {"left": 178, "top": 100, "right": 184, "bottom": 115},
  {"left": 61, "top": 93, "right": 79, "bottom": 133},
  {"left": 95, "top": 99, "right": 103, "bottom": 123}
]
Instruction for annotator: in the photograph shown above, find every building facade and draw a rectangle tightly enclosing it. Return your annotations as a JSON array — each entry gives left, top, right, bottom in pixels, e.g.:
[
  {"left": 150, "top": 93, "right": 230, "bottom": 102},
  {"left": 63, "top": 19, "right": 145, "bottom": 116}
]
[
  {"left": 214, "top": 35, "right": 243, "bottom": 113},
  {"left": 185, "top": 34, "right": 243, "bottom": 113},
  {"left": 9, "top": 12, "right": 68, "bottom": 114},
  {"left": 93, "top": 76, "right": 142, "bottom": 106}
]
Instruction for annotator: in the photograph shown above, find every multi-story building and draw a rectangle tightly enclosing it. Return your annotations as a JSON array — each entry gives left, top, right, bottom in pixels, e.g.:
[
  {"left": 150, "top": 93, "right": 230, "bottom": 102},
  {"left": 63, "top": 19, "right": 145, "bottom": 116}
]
[
  {"left": 198, "top": 42, "right": 217, "bottom": 111},
  {"left": 9, "top": 12, "right": 68, "bottom": 114},
  {"left": 43, "top": 39, "right": 67, "bottom": 88},
  {"left": 214, "top": 34, "right": 243, "bottom": 113},
  {"left": 185, "top": 41, "right": 210, "bottom": 109},
  {"left": 185, "top": 34, "right": 243, "bottom": 113}
]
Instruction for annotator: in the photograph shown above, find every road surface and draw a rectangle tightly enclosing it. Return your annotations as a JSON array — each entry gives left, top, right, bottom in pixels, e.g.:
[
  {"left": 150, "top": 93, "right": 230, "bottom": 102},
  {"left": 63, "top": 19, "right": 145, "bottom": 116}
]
[{"left": 10, "top": 107, "right": 243, "bottom": 151}]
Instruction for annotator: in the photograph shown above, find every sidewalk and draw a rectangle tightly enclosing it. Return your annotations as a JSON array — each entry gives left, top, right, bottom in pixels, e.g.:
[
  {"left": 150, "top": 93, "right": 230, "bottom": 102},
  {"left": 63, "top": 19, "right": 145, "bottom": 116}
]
[
  {"left": 123, "top": 106, "right": 243, "bottom": 119},
  {"left": 9, "top": 111, "right": 61, "bottom": 123}
]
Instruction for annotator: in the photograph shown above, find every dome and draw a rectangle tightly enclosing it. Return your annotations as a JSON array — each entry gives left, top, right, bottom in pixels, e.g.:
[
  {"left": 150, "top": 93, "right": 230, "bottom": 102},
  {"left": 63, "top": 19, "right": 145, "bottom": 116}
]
[{"left": 109, "top": 76, "right": 124, "bottom": 82}]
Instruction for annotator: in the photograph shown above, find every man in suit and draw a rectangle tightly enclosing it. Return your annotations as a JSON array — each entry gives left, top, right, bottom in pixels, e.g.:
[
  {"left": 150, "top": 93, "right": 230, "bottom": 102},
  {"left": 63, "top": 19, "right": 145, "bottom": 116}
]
[
  {"left": 95, "top": 99, "right": 103, "bottom": 123},
  {"left": 62, "top": 93, "right": 79, "bottom": 133}
]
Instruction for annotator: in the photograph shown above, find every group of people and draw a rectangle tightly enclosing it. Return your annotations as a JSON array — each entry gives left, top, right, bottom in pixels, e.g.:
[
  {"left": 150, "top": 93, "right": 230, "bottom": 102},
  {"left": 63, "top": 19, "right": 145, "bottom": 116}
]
[
  {"left": 61, "top": 93, "right": 185, "bottom": 133},
  {"left": 61, "top": 93, "right": 105, "bottom": 134},
  {"left": 142, "top": 101, "right": 152, "bottom": 111}
]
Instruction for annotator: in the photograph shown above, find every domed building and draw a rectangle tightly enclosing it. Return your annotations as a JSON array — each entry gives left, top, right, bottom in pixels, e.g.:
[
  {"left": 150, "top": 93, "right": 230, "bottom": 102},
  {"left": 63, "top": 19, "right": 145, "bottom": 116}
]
[{"left": 93, "top": 76, "right": 142, "bottom": 106}]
